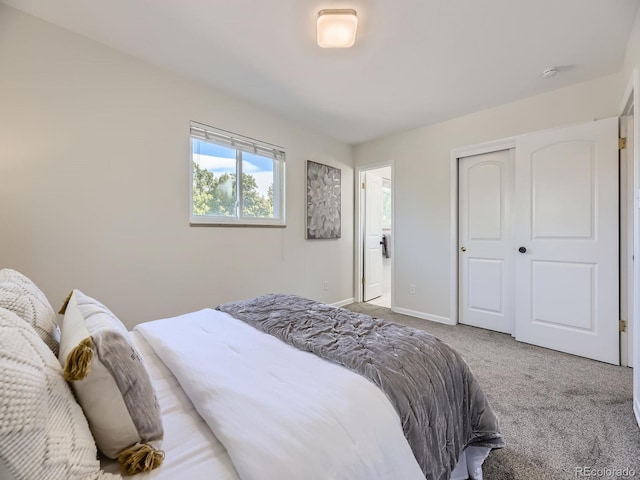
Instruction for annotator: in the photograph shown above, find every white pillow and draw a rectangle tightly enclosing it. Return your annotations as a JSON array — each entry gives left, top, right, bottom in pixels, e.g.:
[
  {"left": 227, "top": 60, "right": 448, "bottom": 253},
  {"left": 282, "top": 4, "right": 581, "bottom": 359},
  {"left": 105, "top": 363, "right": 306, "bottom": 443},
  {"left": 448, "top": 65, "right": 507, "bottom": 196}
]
[
  {"left": 0, "top": 307, "right": 119, "bottom": 480},
  {"left": 0, "top": 268, "right": 60, "bottom": 355},
  {"left": 59, "top": 290, "right": 164, "bottom": 475}
]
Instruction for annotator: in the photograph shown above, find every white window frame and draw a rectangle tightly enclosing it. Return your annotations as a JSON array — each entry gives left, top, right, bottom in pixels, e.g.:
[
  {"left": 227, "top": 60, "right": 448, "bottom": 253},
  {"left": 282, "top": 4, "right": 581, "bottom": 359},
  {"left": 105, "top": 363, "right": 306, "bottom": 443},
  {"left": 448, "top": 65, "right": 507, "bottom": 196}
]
[{"left": 189, "top": 121, "right": 286, "bottom": 227}]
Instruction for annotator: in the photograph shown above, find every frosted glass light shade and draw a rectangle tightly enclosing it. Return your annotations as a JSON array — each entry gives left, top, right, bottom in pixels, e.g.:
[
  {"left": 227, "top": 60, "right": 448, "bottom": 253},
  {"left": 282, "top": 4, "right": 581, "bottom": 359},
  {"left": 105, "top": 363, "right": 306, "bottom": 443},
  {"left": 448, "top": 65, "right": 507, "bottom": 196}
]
[{"left": 317, "top": 9, "right": 358, "bottom": 48}]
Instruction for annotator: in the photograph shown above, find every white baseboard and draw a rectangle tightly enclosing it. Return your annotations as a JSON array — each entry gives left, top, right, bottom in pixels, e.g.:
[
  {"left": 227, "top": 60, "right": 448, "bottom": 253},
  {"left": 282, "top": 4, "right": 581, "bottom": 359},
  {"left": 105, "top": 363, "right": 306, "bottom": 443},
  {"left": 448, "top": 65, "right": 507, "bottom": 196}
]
[
  {"left": 391, "top": 306, "right": 455, "bottom": 325},
  {"left": 332, "top": 297, "right": 355, "bottom": 307}
]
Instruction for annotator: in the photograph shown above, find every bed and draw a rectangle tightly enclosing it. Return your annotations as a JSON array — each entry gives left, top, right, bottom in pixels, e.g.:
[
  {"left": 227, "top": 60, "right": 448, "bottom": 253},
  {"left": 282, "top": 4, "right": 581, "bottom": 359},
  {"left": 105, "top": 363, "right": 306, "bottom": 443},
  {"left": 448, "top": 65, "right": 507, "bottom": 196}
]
[{"left": 0, "top": 269, "right": 503, "bottom": 480}]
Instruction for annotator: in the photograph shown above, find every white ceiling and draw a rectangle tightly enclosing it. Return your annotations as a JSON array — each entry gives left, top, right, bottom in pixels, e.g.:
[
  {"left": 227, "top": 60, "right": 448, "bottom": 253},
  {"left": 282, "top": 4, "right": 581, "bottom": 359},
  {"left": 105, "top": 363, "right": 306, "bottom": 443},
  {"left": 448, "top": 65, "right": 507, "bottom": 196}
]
[{"left": 2, "top": 0, "right": 639, "bottom": 144}]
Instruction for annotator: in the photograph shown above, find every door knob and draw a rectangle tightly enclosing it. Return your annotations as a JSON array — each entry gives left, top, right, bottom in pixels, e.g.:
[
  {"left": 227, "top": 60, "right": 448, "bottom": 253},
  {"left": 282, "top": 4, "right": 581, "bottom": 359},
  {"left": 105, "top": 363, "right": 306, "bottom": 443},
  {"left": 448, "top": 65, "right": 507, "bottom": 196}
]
[
  {"left": 460, "top": 246, "right": 466, "bottom": 252},
  {"left": 518, "top": 246, "right": 527, "bottom": 253}
]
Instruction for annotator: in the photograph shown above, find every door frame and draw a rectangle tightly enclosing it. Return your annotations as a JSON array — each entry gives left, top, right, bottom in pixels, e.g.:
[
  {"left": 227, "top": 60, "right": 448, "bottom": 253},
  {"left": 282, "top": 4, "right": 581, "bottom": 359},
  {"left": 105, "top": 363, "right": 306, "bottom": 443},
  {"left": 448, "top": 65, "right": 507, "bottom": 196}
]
[
  {"left": 619, "top": 68, "right": 639, "bottom": 427},
  {"left": 619, "top": 68, "right": 639, "bottom": 371},
  {"left": 449, "top": 138, "right": 516, "bottom": 325},
  {"left": 355, "top": 162, "right": 395, "bottom": 305}
]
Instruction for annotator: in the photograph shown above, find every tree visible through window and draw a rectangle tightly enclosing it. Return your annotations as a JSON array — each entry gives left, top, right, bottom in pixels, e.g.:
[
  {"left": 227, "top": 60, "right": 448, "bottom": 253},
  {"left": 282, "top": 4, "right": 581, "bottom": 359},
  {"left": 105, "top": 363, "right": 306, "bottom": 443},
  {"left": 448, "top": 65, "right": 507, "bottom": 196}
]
[{"left": 190, "top": 122, "right": 285, "bottom": 226}]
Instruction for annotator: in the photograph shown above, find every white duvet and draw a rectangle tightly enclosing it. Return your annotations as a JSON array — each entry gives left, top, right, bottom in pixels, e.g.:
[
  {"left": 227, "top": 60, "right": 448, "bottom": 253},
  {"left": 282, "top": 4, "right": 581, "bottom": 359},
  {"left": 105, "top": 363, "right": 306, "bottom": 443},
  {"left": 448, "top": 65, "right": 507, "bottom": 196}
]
[{"left": 135, "top": 308, "right": 425, "bottom": 480}]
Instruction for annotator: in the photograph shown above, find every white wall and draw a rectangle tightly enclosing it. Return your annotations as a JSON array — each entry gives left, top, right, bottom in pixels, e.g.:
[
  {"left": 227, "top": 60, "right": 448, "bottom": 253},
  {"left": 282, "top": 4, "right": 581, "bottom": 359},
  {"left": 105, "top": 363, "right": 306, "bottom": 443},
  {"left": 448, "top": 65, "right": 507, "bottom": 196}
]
[
  {"left": 0, "top": 5, "right": 354, "bottom": 328},
  {"left": 354, "top": 73, "right": 622, "bottom": 321},
  {"left": 622, "top": 6, "right": 640, "bottom": 91}
]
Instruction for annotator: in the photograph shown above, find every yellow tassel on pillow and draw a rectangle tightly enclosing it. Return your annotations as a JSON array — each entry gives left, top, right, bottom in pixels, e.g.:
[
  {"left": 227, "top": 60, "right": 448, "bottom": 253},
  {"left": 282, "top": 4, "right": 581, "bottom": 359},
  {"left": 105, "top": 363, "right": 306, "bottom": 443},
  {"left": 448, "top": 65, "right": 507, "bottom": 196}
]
[
  {"left": 63, "top": 337, "right": 94, "bottom": 381},
  {"left": 117, "top": 443, "right": 165, "bottom": 475},
  {"left": 58, "top": 290, "right": 73, "bottom": 314}
]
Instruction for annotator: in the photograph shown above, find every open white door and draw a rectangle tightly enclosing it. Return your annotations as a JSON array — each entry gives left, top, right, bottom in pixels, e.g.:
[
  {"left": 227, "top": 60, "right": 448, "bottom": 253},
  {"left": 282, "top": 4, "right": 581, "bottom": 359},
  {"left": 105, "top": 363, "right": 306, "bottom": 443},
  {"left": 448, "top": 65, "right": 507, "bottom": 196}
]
[
  {"left": 630, "top": 113, "right": 640, "bottom": 426},
  {"left": 621, "top": 69, "right": 639, "bottom": 427},
  {"left": 514, "top": 117, "right": 619, "bottom": 365},
  {"left": 458, "top": 150, "right": 514, "bottom": 334},
  {"left": 364, "top": 171, "right": 383, "bottom": 301},
  {"left": 621, "top": 113, "right": 634, "bottom": 368}
]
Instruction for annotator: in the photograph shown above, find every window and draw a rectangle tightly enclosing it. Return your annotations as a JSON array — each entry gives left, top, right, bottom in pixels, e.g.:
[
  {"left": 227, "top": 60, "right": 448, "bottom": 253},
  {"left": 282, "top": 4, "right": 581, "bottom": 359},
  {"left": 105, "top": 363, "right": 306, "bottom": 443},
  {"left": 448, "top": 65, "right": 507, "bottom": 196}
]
[
  {"left": 382, "top": 178, "right": 392, "bottom": 229},
  {"left": 190, "top": 121, "right": 285, "bottom": 226}
]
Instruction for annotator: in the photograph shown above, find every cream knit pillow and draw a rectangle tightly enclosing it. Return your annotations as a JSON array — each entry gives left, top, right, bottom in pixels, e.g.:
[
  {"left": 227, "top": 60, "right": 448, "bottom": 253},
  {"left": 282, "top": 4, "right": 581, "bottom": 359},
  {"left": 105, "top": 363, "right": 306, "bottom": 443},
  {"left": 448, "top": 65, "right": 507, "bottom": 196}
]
[
  {"left": 0, "top": 268, "right": 60, "bottom": 355},
  {"left": 59, "top": 290, "right": 164, "bottom": 475},
  {"left": 0, "top": 308, "right": 119, "bottom": 480}
]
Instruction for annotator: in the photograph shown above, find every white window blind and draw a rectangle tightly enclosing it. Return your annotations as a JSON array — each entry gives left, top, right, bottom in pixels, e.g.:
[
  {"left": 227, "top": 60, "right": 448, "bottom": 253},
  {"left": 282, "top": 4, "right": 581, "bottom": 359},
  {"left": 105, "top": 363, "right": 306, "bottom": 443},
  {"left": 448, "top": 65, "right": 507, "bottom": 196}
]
[{"left": 190, "top": 121, "right": 286, "bottom": 162}]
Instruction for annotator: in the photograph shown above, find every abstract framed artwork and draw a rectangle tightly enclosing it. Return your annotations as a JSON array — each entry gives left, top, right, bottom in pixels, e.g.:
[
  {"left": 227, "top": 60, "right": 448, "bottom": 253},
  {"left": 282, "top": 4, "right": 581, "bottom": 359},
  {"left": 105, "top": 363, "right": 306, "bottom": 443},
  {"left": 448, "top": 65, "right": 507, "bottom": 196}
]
[{"left": 306, "top": 160, "right": 341, "bottom": 239}]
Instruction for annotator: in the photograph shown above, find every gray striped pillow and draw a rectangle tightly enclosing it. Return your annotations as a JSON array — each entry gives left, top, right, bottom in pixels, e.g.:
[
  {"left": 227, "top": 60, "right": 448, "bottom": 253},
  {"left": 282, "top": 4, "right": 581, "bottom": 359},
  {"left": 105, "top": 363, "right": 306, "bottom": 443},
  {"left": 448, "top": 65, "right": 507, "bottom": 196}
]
[{"left": 58, "top": 290, "right": 164, "bottom": 475}]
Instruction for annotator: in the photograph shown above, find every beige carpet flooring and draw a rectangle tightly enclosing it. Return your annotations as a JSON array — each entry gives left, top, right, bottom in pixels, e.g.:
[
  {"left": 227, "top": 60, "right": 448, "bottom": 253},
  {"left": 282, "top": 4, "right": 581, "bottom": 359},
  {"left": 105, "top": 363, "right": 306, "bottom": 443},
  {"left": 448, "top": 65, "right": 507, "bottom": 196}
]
[{"left": 345, "top": 302, "right": 640, "bottom": 480}]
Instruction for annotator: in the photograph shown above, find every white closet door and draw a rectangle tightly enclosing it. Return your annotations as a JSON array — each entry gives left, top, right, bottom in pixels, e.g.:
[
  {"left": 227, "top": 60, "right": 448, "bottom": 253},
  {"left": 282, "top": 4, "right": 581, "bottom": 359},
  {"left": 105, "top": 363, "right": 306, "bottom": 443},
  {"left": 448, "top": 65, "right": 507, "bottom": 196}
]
[
  {"left": 458, "top": 150, "right": 514, "bottom": 334},
  {"left": 514, "top": 117, "right": 619, "bottom": 364}
]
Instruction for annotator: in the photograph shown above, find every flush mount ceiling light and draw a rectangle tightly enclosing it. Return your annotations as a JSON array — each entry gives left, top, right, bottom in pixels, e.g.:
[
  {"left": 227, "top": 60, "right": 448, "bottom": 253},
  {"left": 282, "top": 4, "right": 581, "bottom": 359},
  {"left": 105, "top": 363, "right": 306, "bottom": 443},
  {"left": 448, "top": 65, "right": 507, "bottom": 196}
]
[{"left": 317, "top": 9, "right": 358, "bottom": 48}]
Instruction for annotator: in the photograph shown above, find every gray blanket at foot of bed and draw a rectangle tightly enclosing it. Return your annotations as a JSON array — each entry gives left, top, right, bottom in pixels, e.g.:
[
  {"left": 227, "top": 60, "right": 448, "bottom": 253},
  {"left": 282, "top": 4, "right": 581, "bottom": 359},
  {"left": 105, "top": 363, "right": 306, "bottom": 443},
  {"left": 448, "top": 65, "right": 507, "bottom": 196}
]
[{"left": 216, "top": 294, "right": 504, "bottom": 480}]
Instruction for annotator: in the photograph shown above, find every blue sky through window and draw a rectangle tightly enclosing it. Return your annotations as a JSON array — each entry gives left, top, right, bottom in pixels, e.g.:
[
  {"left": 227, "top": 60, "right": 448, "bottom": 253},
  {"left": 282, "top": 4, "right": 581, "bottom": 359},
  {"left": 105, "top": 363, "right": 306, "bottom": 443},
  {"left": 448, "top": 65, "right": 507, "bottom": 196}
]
[{"left": 192, "top": 139, "right": 274, "bottom": 196}]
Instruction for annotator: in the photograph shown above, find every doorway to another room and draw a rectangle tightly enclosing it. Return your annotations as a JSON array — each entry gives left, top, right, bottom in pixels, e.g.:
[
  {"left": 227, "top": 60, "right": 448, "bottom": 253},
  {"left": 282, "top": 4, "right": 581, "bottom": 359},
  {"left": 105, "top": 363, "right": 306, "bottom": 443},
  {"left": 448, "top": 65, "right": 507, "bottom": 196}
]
[{"left": 360, "top": 166, "right": 393, "bottom": 308}]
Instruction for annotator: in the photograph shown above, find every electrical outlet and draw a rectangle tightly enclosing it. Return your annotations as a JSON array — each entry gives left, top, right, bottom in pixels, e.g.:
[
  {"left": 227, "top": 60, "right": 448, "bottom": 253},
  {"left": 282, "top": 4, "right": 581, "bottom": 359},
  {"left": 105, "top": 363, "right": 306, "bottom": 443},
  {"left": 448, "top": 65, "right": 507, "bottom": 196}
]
[
  {"left": 323, "top": 281, "right": 329, "bottom": 291},
  {"left": 409, "top": 284, "right": 416, "bottom": 295}
]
